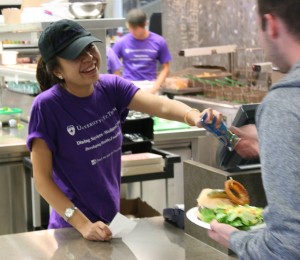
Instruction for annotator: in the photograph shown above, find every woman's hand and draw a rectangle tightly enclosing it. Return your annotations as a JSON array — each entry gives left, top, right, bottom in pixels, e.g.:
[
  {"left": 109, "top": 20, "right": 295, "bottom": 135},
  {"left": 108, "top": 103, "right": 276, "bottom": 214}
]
[
  {"left": 207, "top": 220, "right": 238, "bottom": 248},
  {"left": 195, "top": 108, "right": 223, "bottom": 128},
  {"left": 230, "top": 124, "right": 259, "bottom": 159},
  {"left": 80, "top": 221, "right": 112, "bottom": 242}
]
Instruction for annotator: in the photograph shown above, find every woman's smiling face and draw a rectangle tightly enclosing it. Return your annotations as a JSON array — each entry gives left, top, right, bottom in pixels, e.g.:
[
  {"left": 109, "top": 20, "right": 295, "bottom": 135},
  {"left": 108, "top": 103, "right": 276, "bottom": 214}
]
[{"left": 56, "top": 43, "right": 101, "bottom": 91}]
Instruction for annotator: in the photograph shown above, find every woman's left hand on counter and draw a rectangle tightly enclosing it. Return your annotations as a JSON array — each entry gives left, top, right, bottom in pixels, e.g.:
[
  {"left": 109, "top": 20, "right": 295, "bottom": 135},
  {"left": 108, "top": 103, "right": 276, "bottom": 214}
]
[{"left": 80, "top": 221, "right": 112, "bottom": 242}]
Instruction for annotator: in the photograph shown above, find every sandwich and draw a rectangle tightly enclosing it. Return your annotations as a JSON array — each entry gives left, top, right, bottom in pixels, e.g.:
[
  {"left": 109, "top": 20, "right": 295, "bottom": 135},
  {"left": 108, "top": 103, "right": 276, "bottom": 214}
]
[{"left": 196, "top": 180, "right": 264, "bottom": 230}]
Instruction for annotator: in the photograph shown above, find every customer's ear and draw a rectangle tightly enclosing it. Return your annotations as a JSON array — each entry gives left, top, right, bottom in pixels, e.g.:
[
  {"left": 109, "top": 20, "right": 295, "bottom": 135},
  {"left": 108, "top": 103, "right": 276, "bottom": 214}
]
[{"left": 264, "top": 14, "right": 279, "bottom": 39}]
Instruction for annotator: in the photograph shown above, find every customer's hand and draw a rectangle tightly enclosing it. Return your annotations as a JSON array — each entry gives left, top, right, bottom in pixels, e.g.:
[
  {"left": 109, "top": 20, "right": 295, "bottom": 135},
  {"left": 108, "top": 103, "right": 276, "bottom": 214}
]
[
  {"left": 208, "top": 220, "right": 238, "bottom": 248},
  {"left": 80, "top": 221, "right": 112, "bottom": 242},
  {"left": 230, "top": 124, "right": 259, "bottom": 159}
]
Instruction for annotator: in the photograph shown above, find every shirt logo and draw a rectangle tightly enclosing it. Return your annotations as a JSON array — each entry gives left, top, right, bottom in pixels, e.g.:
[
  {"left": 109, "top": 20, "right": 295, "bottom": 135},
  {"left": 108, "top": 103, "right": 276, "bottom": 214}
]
[{"left": 67, "top": 125, "right": 76, "bottom": 136}]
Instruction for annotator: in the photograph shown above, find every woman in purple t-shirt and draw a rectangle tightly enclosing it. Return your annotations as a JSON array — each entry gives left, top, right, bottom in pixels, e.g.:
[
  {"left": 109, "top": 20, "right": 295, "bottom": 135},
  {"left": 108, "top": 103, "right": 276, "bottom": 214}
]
[{"left": 28, "top": 19, "right": 221, "bottom": 242}]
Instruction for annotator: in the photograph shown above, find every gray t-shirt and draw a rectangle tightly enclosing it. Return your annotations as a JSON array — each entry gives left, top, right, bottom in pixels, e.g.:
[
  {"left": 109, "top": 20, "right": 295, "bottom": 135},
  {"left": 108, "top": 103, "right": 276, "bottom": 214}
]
[{"left": 230, "top": 62, "right": 300, "bottom": 259}]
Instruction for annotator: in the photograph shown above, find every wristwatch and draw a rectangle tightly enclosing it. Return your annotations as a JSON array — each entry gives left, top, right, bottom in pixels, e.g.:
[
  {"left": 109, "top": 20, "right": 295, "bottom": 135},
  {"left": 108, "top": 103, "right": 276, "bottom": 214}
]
[{"left": 64, "top": 204, "right": 77, "bottom": 222}]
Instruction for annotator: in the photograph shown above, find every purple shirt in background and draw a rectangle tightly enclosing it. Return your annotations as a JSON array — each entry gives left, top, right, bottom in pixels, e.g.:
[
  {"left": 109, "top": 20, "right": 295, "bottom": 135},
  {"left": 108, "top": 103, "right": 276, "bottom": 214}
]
[
  {"left": 106, "top": 47, "right": 122, "bottom": 74},
  {"left": 113, "top": 32, "right": 172, "bottom": 81},
  {"left": 27, "top": 74, "right": 139, "bottom": 228}
]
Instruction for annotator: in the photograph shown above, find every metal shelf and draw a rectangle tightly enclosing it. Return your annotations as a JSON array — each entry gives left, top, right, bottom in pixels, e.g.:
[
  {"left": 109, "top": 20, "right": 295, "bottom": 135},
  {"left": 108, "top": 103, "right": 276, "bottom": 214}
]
[
  {"left": 0, "top": 18, "right": 125, "bottom": 33},
  {"left": 0, "top": 64, "right": 36, "bottom": 81}
]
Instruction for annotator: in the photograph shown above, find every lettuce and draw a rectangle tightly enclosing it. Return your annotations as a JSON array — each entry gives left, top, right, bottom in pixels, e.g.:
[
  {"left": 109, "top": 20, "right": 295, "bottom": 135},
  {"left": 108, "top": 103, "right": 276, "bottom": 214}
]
[{"left": 199, "top": 205, "right": 264, "bottom": 230}]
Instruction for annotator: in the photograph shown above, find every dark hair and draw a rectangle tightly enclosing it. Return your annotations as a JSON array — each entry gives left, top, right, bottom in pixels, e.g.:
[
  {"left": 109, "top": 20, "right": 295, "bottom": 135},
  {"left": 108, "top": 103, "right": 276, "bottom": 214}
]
[
  {"left": 126, "top": 9, "right": 147, "bottom": 27},
  {"left": 36, "top": 57, "right": 64, "bottom": 92},
  {"left": 257, "top": 0, "right": 300, "bottom": 39}
]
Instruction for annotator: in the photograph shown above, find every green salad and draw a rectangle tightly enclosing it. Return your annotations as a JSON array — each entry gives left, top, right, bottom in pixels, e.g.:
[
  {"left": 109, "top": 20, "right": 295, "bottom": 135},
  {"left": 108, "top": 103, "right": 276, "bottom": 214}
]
[{"left": 199, "top": 205, "right": 264, "bottom": 230}]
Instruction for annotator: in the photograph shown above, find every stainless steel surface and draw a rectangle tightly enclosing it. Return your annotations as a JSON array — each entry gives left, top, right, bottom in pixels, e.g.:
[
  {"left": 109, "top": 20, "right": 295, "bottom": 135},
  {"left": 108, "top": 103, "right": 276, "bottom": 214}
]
[
  {"left": 153, "top": 127, "right": 206, "bottom": 207},
  {"left": 0, "top": 18, "right": 125, "bottom": 33},
  {"left": 0, "top": 125, "right": 28, "bottom": 160},
  {"left": 0, "top": 217, "right": 236, "bottom": 260},
  {"left": 174, "top": 95, "right": 241, "bottom": 125},
  {"left": 154, "top": 127, "right": 206, "bottom": 143},
  {"left": 69, "top": 2, "right": 107, "bottom": 19},
  {"left": 0, "top": 162, "right": 28, "bottom": 235},
  {"left": 0, "top": 123, "right": 29, "bottom": 235},
  {"left": 178, "top": 45, "right": 237, "bottom": 73},
  {"left": 0, "top": 88, "right": 31, "bottom": 235}
]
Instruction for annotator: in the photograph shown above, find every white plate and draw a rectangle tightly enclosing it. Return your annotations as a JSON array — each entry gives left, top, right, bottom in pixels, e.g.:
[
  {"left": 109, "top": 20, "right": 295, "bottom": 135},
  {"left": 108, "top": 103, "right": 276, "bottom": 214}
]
[
  {"left": 186, "top": 207, "right": 266, "bottom": 230},
  {"left": 186, "top": 207, "right": 211, "bottom": 230}
]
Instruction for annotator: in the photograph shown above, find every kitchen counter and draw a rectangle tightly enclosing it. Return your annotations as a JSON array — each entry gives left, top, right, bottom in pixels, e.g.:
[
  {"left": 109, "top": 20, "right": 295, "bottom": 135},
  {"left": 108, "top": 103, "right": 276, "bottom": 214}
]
[
  {"left": 154, "top": 126, "right": 206, "bottom": 143},
  {"left": 0, "top": 217, "right": 236, "bottom": 260},
  {"left": 0, "top": 123, "right": 28, "bottom": 161}
]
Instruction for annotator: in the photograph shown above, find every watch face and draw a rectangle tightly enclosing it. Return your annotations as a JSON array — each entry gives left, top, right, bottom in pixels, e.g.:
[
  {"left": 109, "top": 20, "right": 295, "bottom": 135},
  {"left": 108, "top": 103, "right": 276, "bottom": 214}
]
[{"left": 65, "top": 208, "right": 74, "bottom": 218}]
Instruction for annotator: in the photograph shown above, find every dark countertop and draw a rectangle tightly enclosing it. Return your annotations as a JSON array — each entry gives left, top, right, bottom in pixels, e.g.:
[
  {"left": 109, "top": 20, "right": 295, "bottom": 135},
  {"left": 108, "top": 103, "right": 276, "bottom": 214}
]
[{"left": 0, "top": 217, "right": 236, "bottom": 260}]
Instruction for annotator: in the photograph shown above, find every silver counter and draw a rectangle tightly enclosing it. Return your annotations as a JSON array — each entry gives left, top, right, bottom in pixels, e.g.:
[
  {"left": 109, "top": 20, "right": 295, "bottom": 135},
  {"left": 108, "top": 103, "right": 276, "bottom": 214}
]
[
  {"left": 0, "top": 124, "right": 28, "bottom": 161},
  {"left": 0, "top": 122, "right": 30, "bottom": 235},
  {"left": 0, "top": 217, "right": 236, "bottom": 260}
]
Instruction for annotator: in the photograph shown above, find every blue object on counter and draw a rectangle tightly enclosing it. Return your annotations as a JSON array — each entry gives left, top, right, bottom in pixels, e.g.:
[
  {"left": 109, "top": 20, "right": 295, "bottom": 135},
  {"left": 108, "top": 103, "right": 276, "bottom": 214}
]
[
  {"left": 163, "top": 207, "right": 184, "bottom": 229},
  {"left": 200, "top": 113, "right": 240, "bottom": 151}
]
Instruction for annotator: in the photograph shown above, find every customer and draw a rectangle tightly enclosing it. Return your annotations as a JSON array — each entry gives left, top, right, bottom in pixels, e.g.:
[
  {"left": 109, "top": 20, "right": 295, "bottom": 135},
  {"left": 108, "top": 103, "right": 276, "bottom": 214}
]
[
  {"left": 208, "top": 0, "right": 300, "bottom": 259},
  {"left": 112, "top": 9, "right": 172, "bottom": 94},
  {"left": 27, "top": 19, "right": 220, "bottom": 242}
]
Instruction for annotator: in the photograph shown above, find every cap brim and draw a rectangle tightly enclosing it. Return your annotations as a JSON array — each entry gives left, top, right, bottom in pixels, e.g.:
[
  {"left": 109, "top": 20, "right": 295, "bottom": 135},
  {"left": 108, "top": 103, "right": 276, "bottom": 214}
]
[{"left": 57, "top": 36, "right": 102, "bottom": 60}]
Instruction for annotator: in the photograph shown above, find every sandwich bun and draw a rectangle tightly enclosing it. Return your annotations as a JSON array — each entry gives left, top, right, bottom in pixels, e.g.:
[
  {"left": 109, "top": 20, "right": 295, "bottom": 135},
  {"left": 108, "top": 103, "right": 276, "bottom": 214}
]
[{"left": 197, "top": 188, "right": 235, "bottom": 209}]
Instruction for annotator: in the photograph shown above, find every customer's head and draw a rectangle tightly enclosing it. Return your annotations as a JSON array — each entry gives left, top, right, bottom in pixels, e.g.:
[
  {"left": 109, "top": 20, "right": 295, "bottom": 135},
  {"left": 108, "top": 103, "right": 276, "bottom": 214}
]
[
  {"left": 36, "top": 19, "right": 102, "bottom": 91},
  {"left": 257, "top": 0, "right": 300, "bottom": 39},
  {"left": 256, "top": 0, "right": 300, "bottom": 72},
  {"left": 126, "top": 9, "right": 148, "bottom": 38}
]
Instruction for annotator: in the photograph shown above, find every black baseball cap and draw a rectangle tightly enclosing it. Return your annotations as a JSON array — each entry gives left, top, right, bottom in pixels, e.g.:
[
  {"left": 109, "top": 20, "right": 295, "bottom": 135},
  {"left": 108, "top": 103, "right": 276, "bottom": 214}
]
[{"left": 39, "top": 19, "right": 102, "bottom": 63}]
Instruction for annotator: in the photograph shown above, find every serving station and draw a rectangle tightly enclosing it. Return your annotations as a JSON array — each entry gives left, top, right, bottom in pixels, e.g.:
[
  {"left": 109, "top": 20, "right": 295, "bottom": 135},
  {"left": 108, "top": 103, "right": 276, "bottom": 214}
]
[{"left": 0, "top": 217, "right": 237, "bottom": 260}]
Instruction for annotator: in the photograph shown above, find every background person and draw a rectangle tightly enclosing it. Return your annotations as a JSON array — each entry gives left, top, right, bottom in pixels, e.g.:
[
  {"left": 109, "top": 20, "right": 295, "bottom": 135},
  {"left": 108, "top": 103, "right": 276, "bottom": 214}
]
[
  {"left": 113, "top": 8, "right": 172, "bottom": 94},
  {"left": 208, "top": 0, "right": 300, "bottom": 259},
  {"left": 106, "top": 46, "right": 122, "bottom": 75},
  {"left": 28, "top": 19, "right": 221, "bottom": 242}
]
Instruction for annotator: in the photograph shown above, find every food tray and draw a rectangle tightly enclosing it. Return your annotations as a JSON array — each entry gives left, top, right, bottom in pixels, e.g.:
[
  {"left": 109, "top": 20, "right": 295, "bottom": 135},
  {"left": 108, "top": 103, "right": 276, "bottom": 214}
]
[{"left": 0, "top": 107, "right": 22, "bottom": 122}]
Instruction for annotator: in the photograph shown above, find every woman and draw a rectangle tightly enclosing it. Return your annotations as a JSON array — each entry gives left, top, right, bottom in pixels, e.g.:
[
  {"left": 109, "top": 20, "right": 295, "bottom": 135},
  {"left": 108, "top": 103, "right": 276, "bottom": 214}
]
[{"left": 27, "top": 19, "right": 221, "bottom": 242}]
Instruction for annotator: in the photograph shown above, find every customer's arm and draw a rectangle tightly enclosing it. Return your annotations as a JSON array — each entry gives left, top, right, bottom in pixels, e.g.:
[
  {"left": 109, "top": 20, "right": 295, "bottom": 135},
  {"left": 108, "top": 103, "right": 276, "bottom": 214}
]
[
  {"left": 31, "top": 138, "right": 112, "bottom": 241},
  {"left": 150, "top": 62, "right": 170, "bottom": 94}
]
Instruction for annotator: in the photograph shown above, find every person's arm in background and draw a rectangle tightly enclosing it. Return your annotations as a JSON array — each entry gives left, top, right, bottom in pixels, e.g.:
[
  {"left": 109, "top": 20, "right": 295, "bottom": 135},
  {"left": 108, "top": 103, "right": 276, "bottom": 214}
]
[
  {"left": 113, "top": 68, "right": 122, "bottom": 76},
  {"left": 230, "top": 124, "right": 259, "bottom": 159},
  {"left": 148, "top": 35, "right": 172, "bottom": 94},
  {"left": 31, "top": 138, "right": 112, "bottom": 241},
  {"left": 106, "top": 47, "right": 122, "bottom": 76},
  {"left": 150, "top": 62, "right": 170, "bottom": 94}
]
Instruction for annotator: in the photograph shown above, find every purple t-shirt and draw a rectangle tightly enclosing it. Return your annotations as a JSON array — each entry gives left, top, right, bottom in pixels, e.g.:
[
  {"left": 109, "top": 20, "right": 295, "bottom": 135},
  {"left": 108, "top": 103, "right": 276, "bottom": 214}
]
[
  {"left": 27, "top": 74, "right": 139, "bottom": 228},
  {"left": 113, "top": 32, "right": 172, "bottom": 81},
  {"left": 106, "top": 47, "right": 122, "bottom": 74}
]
